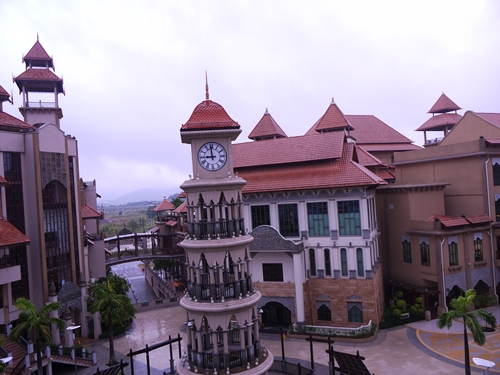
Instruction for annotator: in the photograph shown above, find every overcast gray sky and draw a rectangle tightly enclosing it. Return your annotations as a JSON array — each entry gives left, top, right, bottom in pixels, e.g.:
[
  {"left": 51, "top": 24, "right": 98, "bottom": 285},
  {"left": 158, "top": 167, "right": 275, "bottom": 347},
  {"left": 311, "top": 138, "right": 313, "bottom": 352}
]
[{"left": 1, "top": 1, "right": 499, "bottom": 203}]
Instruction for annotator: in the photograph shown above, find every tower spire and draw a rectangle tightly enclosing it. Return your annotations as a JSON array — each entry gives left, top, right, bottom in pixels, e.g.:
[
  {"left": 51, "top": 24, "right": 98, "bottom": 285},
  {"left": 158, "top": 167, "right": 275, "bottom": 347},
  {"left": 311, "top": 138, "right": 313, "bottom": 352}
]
[{"left": 205, "top": 71, "right": 209, "bottom": 100}]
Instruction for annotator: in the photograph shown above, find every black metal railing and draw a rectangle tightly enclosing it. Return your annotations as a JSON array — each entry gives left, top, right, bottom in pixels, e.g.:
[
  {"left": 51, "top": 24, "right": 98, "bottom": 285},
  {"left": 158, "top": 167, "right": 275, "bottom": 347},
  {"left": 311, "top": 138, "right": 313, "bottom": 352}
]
[
  {"left": 187, "top": 218, "right": 245, "bottom": 239},
  {"left": 186, "top": 276, "right": 253, "bottom": 301},
  {"left": 0, "top": 254, "right": 20, "bottom": 269}
]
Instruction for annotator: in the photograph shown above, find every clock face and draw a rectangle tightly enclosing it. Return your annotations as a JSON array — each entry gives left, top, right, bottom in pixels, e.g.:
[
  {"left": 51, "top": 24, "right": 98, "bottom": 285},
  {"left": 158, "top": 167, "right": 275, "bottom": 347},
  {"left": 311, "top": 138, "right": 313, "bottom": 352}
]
[{"left": 197, "top": 142, "right": 227, "bottom": 171}]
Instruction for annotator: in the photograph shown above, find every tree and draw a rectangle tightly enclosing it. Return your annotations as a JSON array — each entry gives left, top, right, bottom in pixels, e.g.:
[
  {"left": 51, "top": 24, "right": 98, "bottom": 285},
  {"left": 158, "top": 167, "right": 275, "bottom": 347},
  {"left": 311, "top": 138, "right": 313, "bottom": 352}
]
[
  {"left": 88, "top": 273, "right": 136, "bottom": 365},
  {"left": 437, "top": 289, "right": 497, "bottom": 375},
  {"left": 9, "top": 298, "right": 65, "bottom": 375},
  {"left": 171, "top": 197, "right": 183, "bottom": 208},
  {"left": 128, "top": 219, "right": 139, "bottom": 232}
]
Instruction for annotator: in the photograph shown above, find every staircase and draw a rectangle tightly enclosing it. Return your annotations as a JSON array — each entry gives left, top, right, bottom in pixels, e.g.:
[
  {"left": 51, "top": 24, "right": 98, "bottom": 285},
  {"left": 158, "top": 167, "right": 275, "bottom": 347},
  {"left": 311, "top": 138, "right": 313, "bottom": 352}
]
[{"left": 0, "top": 333, "right": 27, "bottom": 375}]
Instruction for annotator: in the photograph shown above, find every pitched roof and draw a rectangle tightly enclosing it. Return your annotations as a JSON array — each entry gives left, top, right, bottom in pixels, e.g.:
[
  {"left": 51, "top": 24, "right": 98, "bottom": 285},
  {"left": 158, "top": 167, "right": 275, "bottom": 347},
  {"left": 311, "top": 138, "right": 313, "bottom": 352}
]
[
  {"left": 306, "top": 98, "right": 353, "bottom": 134},
  {"left": 475, "top": 113, "right": 500, "bottom": 128},
  {"left": 0, "top": 85, "right": 10, "bottom": 102},
  {"left": 428, "top": 93, "right": 461, "bottom": 114},
  {"left": 0, "top": 175, "right": 8, "bottom": 185},
  {"left": 23, "top": 39, "right": 54, "bottom": 68},
  {"left": 346, "top": 115, "right": 415, "bottom": 144},
  {"left": 248, "top": 109, "right": 287, "bottom": 140},
  {"left": 81, "top": 204, "right": 102, "bottom": 219},
  {"left": 181, "top": 99, "right": 239, "bottom": 131},
  {"left": 14, "top": 69, "right": 64, "bottom": 93},
  {"left": 0, "top": 112, "right": 36, "bottom": 132},
  {"left": 153, "top": 197, "right": 175, "bottom": 212},
  {"left": 356, "top": 143, "right": 421, "bottom": 152},
  {"left": 0, "top": 219, "right": 30, "bottom": 247},
  {"left": 236, "top": 142, "right": 386, "bottom": 194},
  {"left": 427, "top": 214, "right": 492, "bottom": 227},
  {"left": 416, "top": 113, "right": 462, "bottom": 132},
  {"left": 233, "top": 132, "right": 344, "bottom": 168},
  {"left": 174, "top": 200, "right": 187, "bottom": 213},
  {"left": 355, "top": 146, "right": 385, "bottom": 167}
]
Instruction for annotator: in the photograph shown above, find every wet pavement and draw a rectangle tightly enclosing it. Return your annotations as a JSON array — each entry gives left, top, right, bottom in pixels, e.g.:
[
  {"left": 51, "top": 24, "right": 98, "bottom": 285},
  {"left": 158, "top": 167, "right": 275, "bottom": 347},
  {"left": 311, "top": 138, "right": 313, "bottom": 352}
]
[{"left": 54, "top": 263, "right": 500, "bottom": 374}]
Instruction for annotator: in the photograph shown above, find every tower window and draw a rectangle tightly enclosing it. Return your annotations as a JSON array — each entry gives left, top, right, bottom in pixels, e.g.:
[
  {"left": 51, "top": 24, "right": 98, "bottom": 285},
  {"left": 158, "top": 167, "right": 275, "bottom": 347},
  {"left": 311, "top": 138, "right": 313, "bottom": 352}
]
[
  {"left": 278, "top": 204, "right": 299, "bottom": 237},
  {"left": 307, "top": 202, "right": 329, "bottom": 236},
  {"left": 251, "top": 205, "right": 270, "bottom": 229},
  {"left": 338, "top": 201, "right": 361, "bottom": 236}
]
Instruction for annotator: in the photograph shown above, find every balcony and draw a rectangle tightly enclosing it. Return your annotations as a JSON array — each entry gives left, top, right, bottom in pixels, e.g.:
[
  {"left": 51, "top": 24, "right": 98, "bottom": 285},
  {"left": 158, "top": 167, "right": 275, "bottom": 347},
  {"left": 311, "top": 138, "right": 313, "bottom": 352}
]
[{"left": 187, "top": 218, "right": 245, "bottom": 240}]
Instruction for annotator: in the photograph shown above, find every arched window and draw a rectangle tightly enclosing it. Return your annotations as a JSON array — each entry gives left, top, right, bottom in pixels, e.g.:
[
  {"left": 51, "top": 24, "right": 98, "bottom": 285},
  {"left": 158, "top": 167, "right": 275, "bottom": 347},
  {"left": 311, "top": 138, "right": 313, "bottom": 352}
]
[
  {"left": 317, "top": 304, "right": 331, "bottom": 321},
  {"left": 324, "top": 249, "right": 331, "bottom": 276},
  {"left": 448, "top": 238, "right": 458, "bottom": 266},
  {"left": 474, "top": 234, "right": 483, "bottom": 262},
  {"left": 340, "top": 248, "right": 348, "bottom": 276},
  {"left": 348, "top": 303, "right": 363, "bottom": 323},
  {"left": 419, "top": 238, "right": 430, "bottom": 266},
  {"left": 309, "top": 248, "right": 316, "bottom": 276},
  {"left": 402, "top": 235, "right": 412, "bottom": 263}
]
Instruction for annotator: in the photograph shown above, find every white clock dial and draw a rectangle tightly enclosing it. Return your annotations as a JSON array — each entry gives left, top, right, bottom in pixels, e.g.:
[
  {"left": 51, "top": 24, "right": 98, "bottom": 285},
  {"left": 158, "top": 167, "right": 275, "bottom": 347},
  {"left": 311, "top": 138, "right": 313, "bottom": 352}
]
[{"left": 197, "top": 142, "right": 227, "bottom": 171}]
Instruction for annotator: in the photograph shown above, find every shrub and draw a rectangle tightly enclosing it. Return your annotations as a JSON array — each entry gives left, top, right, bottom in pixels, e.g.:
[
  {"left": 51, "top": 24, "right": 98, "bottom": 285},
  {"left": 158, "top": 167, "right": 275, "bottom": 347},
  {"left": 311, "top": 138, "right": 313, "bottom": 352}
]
[
  {"left": 395, "top": 291, "right": 403, "bottom": 299},
  {"left": 473, "top": 294, "right": 498, "bottom": 309},
  {"left": 396, "top": 299, "right": 407, "bottom": 311},
  {"left": 393, "top": 308, "right": 402, "bottom": 318}
]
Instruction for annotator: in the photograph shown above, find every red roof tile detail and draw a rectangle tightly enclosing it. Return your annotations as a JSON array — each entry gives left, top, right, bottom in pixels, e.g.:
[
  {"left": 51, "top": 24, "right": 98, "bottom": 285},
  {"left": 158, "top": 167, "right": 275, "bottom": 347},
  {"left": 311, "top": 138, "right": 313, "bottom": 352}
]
[
  {"left": 428, "top": 93, "right": 461, "bottom": 114},
  {"left": 153, "top": 197, "right": 175, "bottom": 212},
  {"left": 0, "top": 112, "right": 36, "bottom": 132},
  {"left": 377, "top": 170, "right": 396, "bottom": 180},
  {"left": 427, "top": 214, "right": 469, "bottom": 227},
  {"left": 0, "top": 85, "right": 10, "bottom": 101},
  {"left": 81, "top": 204, "right": 102, "bottom": 219},
  {"left": 233, "top": 132, "right": 344, "bottom": 168},
  {"left": 0, "top": 175, "right": 8, "bottom": 184},
  {"left": 174, "top": 200, "right": 187, "bottom": 213},
  {"left": 353, "top": 143, "right": 421, "bottom": 152},
  {"left": 23, "top": 40, "right": 54, "bottom": 67},
  {"left": 346, "top": 115, "right": 415, "bottom": 144},
  {"left": 486, "top": 138, "right": 500, "bottom": 145},
  {"left": 237, "top": 142, "right": 386, "bottom": 193},
  {"left": 306, "top": 99, "right": 353, "bottom": 134},
  {"left": 475, "top": 113, "right": 500, "bottom": 128},
  {"left": 416, "top": 113, "right": 462, "bottom": 132},
  {"left": 181, "top": 100, "right": 239, "bottom": 131},
  {"left": 466, "top": 215, "right": 492, "bottom": 224},
  {"left": 0, "top": 219, "right": 30, "bottom": 246},
  {"left": 355, "top": 146, "right": 384, "bottom": 167},
  {"left": 248, "top": 109, "right": 287, "bottom": 140}
]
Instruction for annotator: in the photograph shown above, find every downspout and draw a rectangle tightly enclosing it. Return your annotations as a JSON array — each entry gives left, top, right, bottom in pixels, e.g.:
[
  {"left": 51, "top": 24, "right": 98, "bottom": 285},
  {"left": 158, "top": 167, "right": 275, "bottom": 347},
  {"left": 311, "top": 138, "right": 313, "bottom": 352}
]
[
  {"left": 439, "top": 236, "right": 448, "bottom": 312},
  {"left": 485, "top": 158, "right": 499, "bottom": 303}
]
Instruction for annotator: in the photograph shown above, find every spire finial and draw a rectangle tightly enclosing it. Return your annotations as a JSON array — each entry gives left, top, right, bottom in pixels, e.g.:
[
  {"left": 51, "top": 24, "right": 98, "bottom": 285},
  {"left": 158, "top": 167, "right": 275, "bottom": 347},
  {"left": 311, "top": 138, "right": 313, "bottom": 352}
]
[
  {"left": 265, "top": 108, "right": 269, "bottom": 114},
  {"left": 37, "top": 33, "right": 39, "bottom": 42},
  {"left": 205, "top": 71, "right": 209, "bottom": 100},
  {"left": 331, "top": 97, "right": 335, "bottom": 104}
]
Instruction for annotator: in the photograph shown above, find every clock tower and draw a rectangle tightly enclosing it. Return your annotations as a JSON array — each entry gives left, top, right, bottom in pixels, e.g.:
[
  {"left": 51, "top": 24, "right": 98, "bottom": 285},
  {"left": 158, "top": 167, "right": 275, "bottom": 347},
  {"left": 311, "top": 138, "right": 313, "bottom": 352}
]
[{"left": 177, "top": 85, "right": 273, "bottom": 375}]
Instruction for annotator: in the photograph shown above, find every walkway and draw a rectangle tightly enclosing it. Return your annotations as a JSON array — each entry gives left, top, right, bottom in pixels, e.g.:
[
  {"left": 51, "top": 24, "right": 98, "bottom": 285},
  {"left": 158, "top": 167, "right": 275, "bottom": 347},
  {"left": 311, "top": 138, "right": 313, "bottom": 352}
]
[
  {"left": 111, "top": 261, "right": 158, "bottom": 303},
  {"left": 54, "top": 305, "right": 500, "bottom": 375}
]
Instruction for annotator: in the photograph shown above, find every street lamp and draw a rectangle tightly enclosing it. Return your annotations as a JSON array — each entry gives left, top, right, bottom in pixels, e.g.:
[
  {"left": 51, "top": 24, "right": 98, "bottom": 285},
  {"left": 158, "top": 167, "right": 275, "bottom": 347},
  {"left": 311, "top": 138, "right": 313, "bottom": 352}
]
[
  {"left": 473, "top": 357, "right": 495, "bottom": 375},
  {"left": 66, "top": 325, "right": 81, "bottom": 375}
]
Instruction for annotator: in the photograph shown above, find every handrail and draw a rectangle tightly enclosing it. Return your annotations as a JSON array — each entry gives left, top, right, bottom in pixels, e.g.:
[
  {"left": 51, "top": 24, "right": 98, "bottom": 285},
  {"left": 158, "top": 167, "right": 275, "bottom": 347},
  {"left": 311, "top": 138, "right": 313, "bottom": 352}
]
[
  {"left": 17, "top": 336, "right": 28, "bottom": 351},
  {"left": 9, "top": 357, "right": 26, "bottom": 375}
]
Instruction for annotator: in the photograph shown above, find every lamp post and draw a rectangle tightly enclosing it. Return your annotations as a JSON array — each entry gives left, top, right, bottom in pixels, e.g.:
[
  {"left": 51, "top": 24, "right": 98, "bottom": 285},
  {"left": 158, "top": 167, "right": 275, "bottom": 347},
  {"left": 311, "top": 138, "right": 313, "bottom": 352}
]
[{"left": 66, "top": 325, "right": 81, "bottom": 375}]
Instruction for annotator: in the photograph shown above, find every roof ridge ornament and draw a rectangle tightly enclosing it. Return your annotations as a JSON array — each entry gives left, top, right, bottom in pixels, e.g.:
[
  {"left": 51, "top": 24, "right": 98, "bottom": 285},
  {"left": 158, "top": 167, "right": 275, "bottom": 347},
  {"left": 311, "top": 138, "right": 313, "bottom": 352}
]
[
  {"left": 331, "top": 97, "right": 335, "bottom": 104},
  {"left": 205, "top": 71, "right": 209, "bottom": 100}
]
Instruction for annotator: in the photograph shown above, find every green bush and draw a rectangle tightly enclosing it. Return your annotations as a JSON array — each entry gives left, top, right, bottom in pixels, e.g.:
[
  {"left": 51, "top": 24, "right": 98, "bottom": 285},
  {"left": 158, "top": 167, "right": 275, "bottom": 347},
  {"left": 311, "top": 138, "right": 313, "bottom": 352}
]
[
  {"left": 396, "top": 299, "right": 407, "bottom": 311},
  {"left": 395, "top": 291, "right": 403, "bottom": 299},
  {"left": 98, "top": 326, "right": 126, "bottom": 340},
  {"left": 393, "top": 308, "right": 402, "bottom": 318},
  {"left": 473, "top": 294, "right": 498, "bottom": 308}
]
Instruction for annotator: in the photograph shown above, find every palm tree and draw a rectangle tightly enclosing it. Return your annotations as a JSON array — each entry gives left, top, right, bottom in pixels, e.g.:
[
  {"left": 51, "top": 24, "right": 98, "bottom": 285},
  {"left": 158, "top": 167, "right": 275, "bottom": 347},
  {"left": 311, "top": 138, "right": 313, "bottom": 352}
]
[
  {"left": 88, "top": 273, "right": 136, "bottom": 365},
  {"left": 437, "top": 289, "right": 497, "bottom": 375},
  {"left": 9, "top": 298, "right": 65, "bottom": 375}
]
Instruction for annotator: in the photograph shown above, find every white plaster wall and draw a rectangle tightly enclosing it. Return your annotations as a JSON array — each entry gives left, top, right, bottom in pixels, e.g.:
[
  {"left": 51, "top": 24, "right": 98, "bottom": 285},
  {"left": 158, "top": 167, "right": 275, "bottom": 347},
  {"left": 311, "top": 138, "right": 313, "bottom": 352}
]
[
  {"left": 0, "top": 132, "right": 25, "bottom": 152},
  {"left": 252, "top": 252, "right": 294, "bottom": 282},
  {"left": 38, "top": 123, "right": 65, "bottom": 153}
]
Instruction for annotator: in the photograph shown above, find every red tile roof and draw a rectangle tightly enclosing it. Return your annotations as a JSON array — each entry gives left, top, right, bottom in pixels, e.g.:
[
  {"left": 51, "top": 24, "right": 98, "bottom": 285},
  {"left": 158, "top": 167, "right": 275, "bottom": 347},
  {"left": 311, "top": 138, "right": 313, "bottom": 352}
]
[
  {"left": 377, "top": 169, "right": 395, "bottom": 181},
  {"left": 428, "top": 93, "right": 461, "bottom": 114},
  {"left": 237, "top": 142, "right": 386, "bottom": 194},
  {"left": 355, "top": 146, "right": 384, "bottom": 167},
  {"left": 233, "top": 132, "right": 344, "bottom": 168},
  {"left": 153, "top": 197, "right": 175, "bottom": 212},
  {"left": 486, "top": 138, "right": 500, "bottom": 145},
  {"left": 174, "top": 200, "right": 187, "bottom": 213},
  {"left": 81, "top": 204, "right": 102, "bottom": 219},
  {"left": 0, "top": 112, "right": 36, "bottom": 132},
  {"left": 181, "top": 99, "right": 239, "bottom": 131},
  {"left": 358, "top": 143, "right": 421, "bottom": 152},
  {"left": 426, "top": 214, "right": 492, "bottom": 227},
  {"left": 416, "top": 113, "right": 462, "bottom": 132},
  {"left": 0, "top": 175, "right": 8, "bottom": 185},
  {"left": 466, "top": 214, "right": 492, "bottom": 224},
  {"left": 0, "top": 85, "right": 10, "bottom": 101},
  {"left": 306, "top": 99, "right": 353, "bottom": 134},
  {"left": 346, "top": 115, "right": 415, "bottom": 144},
  {"left": 475, "top": 113, "right": 500, "bottom": 128},
  {"left": 23, "top": 40, "right": 54, "bottom": 68},
  {"left": 14, "top": 69, "right": 64, "bottom": 93},
  {"left": 248, "top": 109, "right": 287, "bottom": 140},
  {"left": 0, "top": 219, "right": 30, "bottom": 246},
  {"left": 177, "top": 191, "right": 186, "bottom": 198}
]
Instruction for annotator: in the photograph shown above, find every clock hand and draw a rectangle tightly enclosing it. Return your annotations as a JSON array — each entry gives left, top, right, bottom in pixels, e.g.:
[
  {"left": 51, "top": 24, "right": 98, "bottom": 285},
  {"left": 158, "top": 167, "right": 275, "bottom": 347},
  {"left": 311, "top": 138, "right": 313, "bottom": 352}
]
[{"left": 207, "top": 144, "right": 215, "bottom": 160}]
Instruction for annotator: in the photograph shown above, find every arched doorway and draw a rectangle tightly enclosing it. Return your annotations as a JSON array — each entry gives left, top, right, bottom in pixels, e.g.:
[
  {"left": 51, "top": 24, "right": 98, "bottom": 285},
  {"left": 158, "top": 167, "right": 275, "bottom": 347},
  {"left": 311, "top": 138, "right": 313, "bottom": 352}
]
[
  {"left": 262, "top": 302, "right": 292, "bottom": 328},
  {"left": 474, "top": 280, "right": 489, "bottom": 295},
  {"left": 446, "top": 285, "right": 464, "bottom": 307}
]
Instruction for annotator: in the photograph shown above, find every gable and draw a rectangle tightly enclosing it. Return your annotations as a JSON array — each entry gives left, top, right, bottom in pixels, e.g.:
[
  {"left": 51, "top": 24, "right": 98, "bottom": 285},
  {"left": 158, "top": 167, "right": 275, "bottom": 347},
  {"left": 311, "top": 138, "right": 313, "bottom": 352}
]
[{"left": 439, "top": 111, "right": 500, "bottom": 146}]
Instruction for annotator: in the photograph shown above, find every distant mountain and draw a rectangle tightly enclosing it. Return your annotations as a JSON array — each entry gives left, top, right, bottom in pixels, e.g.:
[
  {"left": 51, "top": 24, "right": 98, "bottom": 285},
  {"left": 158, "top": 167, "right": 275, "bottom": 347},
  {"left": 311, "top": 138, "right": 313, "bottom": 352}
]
[{"left": 99, "top": 188, "right": 180, "bottom": 205}]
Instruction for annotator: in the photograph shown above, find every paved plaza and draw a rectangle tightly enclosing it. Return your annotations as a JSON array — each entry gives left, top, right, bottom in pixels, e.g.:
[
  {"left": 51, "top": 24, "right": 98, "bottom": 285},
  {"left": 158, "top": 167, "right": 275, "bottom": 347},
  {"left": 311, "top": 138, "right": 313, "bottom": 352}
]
[{"left": 56, "top": 263, "right": 499, "bottom": 374}]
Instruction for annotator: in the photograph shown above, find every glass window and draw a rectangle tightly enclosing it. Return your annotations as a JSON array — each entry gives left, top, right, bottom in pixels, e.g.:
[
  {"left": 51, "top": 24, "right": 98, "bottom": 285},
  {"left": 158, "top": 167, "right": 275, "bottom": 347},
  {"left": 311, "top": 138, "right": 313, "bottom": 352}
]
[
  {"left": 493, "top": 159, "right": 500, "bottom": 186},
  {"left": 356, "top": 248, "right": 364, "bottom": 277},
  {"left": 403, "top": 239, "right": 412, "bottom": 263},
  {"left": 307, "top": 202, "right": 329, "bottom": 236},
  {"left": 309, "top": 248, "right": 316, "bottom": 276},
  {"left": 474, "top": 236, "right": 483, "bottom": 262},
  {"left": 496, "top": 195, "right": 500, "bottom": 222},
  {"left": 324, "top": 249, "right": 331, "bottom": 276},
  {"left": 348, "top": 303, "right": 363, "bottom": 323},
  {"left": 262, "top": 264, "right": 283, "bottom": 282},
  {"left": 338, "top": 201, "right": 361, "bottom": 236},
  {"left": 449, "top": 241, "right": 458, "bottom": 266},
  {"left": 317, "top": 304, "right": 331, "bottom": 321},
  {"left": 420, "top": 240, "right": 430, "bottom": 266},
  {"left": 340, "top": 248, "right": 348, "bottom": 276},
  {"left": 251, "top": 205, "right": 270, "bottom": 228},
  {"left": 278, "top": 204, "right": 299, "bottom": 237}
]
